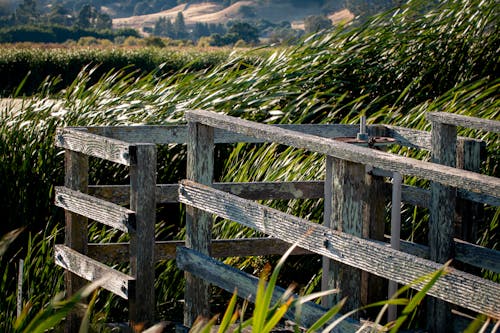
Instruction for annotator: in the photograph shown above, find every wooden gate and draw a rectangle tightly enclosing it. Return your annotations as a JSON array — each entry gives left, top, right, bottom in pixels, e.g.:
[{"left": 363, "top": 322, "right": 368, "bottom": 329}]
[{"left": 54, "top": 111, "right": 500, "bottom": 332}]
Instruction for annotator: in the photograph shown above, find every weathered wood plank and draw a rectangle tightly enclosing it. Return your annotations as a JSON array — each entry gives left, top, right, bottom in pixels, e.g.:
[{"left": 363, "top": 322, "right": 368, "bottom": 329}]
[
  {"left": 87, "top": 125, "right": 187, "bottom": 144},
  {"left": 185, "top": 110, "right": 500, "bottom": 198},
  {"left": 55, "top": 128, "right": 132, "bottom": 166},
  {"left": 129, "top": 144, "right": 156, "bottom": 325},
  {"left": 86, "top": 237, "right": 500, "bottom": 274},
  {"left": 178, "top": 180, "right": 500, "bottom": 319},
  {"left": 184, "top": 121, "right": 214, "bottom": 326},
  {"left": 427, "top": 112, "right": 500, "bottom": 133},
  {"left": 384, "top": 125, "right": 485, "bottom": 151},
  {"left": 215, "top": 181, "right": 324, "bottom": 200},
  {"left": 454, "top": 239, "right": 500, "bottom": 274},
  {"left": 85, "top": 124, "right": 380, "bottom": 144},
  {"left": 88, "top": 181, "right": 499, "bottom": 210},
  {"left": 88, "top": 238, "right": 312, "bottom": 262},
  {"left": 386, "top": 238, "right": 500, "bottom": 274},
  {"left": 457, "top": 188, "right": 500, "bottom": 207},
  {"left": 323, "top": 158, "right": 386, "bottom": 313},
  {"left": 55, "top": 186, "right": 135, "bottom": 233},
  {"left": 89, "top": 181, "right": 325, "bottom": 205},
  {"left": 456, "top": 140, "right": 484, "bottom": 243},
  {"left": 63, "top": 150, "right": 88, "bottom": 333},
  {"left": 176, "top": 247, "right": 359, "bottom": 332},
  {"left": 429, "top": 121, "right": 457, "bottom": 263},
  {"left": 383, "top": 125, "right": 432, "bottom": 150},
  {"left": 428, "top": 121, "right": 456, "bottom": 332},
  {"left": 54, "top": 245, "right": 133, "bottom": 299}
]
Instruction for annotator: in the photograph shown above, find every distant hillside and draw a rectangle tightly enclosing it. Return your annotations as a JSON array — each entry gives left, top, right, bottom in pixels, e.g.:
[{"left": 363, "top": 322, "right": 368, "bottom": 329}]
[{"left": 113, "top": 1, "right": 354, "bottom": 32}]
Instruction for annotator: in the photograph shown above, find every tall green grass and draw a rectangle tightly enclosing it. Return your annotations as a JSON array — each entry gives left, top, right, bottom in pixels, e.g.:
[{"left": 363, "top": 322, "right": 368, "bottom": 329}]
[
  {"left": 0, "top": 0, "right": 498, "bottom": 329},
  {"left": 0, "top": 47, "right": 232, "bottom": 96}
]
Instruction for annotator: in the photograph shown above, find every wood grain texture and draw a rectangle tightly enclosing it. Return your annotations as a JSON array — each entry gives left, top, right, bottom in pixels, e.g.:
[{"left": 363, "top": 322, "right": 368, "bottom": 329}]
[
  {"left": 325, "top": 158, "right": 364, "bottom": 311},
  {"left": 324, "top": 158, "right": 386, "bottom": 313},
  {"left": 428, "top": 121, "right": 457, "bottom": 332},
  {"left": 81, "top": 123, "right": 483, "bottom": 151},
  {"left": 85, "top": 236, "right": 499, "bottom": 274},
  {"left": 88, "top": 181, "right": 499, "bottom": 208},
  {"left": 88, "top": 181, "right": 326, "bottom": 205},
  {"left": 454, "top": 239, "right": 500, "bottom": 274},
  {"left": 63, "top": 150, "right": 88, "bottom": 333},
  {"left": 184, "top": 122, "right": 214, "bottom": 326},
  {"left": 55, "top": 245, "right": 133, "bottom": 299},
  {"left": 178, "top": 180, "right": 500, "bottom": 319},
  {"left": 455, "top": 140, "right": 483, "bottom": 243},
  {"left": 176, "top": 247, "right": 359, "bottom": 332},
  {"left": 55, "top": 128, "right": 132, "bottom": 165},
  {"left": 387, "top": 238, "right": 499, "bottom": 274},
  {"left": 429, "top": 121, "right": 456, "bottom": 263},
  {"left": 427, "top": 112, "right": 500, "bottom": 133},
  {"left": 55, "top": 186, "right": 135, "bottom": 233},
  {"left": 85, "top": 124, "right": 381, "bottom": 144},
  {"left": 185, "top": 110, "right": 500, "bottom": 198},
  {"left": 87, "top": 238, "right": 313, "bottom": 262},
  {"left": 129, "top": 144, "right": 157, "bottom": 325}
]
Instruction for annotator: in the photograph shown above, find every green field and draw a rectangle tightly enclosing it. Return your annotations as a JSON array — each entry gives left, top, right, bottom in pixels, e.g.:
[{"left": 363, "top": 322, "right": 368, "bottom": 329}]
[{"left": 0, "top": 0, "right": 498, "bottom": 330}]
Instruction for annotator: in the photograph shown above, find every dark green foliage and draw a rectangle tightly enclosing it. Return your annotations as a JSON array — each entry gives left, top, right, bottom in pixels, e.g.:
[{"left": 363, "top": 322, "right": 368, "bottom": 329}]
[
  {"left": 0, "top": 24, "right": 139, "bottom": 44},
  {"left": 228, "top": 21, "right": 259, "bottom": 44},
  {"left": 0, "top": 47, "right": 230, "bottom": 96},
  {"left": 75, "top": 4, "right": 112, "bottom": 30},
  {"left": 304, "top": 15, "right": 332, "bottom": 34}
]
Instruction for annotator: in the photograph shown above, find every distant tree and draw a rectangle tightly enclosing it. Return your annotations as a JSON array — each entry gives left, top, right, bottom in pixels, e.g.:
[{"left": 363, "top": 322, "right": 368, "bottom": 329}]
[
  {"left": 153, "top": 16, "right": 174, "bottom": 37},
  {"left": 208, "top": 22, "right": 226, "bottom": 35},
  {"left": 228, "top": 21, "right": 259, "bottom": 44},
  {"left": 47, "top": 4, "right": 73, "bottom": 26},
  {"left": 304, "top": 15, "right": 332, "bottom": 34},
  {"left": 15, "top": 0, "right": 39, "bottom": 25},
  {"left": 269, "top": 27, "right": 302, "bottom": 45},
  {"left": 75, "top": 4, "right": 112, "bottom": 30},
  {"left": 192, "top": 22, "right": 210, "bottom": 39},
  {"left": 75, "top": 4, "right": 91, "bottom": 28},
  {"left": 173, "top": 11, "right": 187, "bottom": 39},
  {"left": 95, "top": 12, "right": 111, "bottom": 30},
  {"left": 210, "top": 32, "right": 237, "bottom": 46}
]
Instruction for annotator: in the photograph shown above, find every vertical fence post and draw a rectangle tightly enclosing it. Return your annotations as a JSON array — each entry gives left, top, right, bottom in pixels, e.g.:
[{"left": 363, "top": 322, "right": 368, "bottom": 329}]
[
  {"left": 129, "top": 144, "right": 157, "bottom": 326},
  {"left": 456, "top": 140, "right": 484, "bottom": 243},
  {"left": 388, "top": 172, "right": 402, "bottom": 322},
  {"left": 64, "top": 150, "right": 88, "bottom": 333},
  {"left": 322, "top": 156, "right": 385, "bottom": 315},
  {"left": 428, "top": 121, "right": 456, "bottom": 332},
  {"left": 184, "top": 121, "right": 214, "bottom": 326}
]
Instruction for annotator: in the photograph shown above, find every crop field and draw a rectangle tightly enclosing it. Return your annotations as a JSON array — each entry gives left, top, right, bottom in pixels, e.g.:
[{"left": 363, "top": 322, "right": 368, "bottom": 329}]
[
  {"left": 0, "top": 0, "right": 498, "bottom": 331},
  {"left": 0, "top": 46, "right": 236, "bottom": 96}
]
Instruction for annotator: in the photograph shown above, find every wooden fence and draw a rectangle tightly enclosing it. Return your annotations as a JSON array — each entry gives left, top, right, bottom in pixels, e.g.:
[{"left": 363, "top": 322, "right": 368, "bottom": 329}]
[{"left": 54, "top": 110, "right": 500, "bottom": 332}]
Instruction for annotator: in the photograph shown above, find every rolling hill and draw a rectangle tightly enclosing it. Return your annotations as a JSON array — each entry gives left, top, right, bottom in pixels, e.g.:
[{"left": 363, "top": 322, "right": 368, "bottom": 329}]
[{"left": 112, "top": 1, "right": 354, "bottom": 33}]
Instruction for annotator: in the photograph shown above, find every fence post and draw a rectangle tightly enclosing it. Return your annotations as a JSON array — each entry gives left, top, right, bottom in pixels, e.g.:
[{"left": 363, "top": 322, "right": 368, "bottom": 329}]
[
  {"left": 184, "top": 121, "right": 214, "bottom": 326},
  {"left": 129, "top": 144, "right": 157, "bottom": 326},
  {"left": 322, "top": 156, "right": 385, "bottom": 316},
  {"left": 428, "top": 121, "right": 456, "bottom": 332},
  {"left": 455, "top": 140, "right": 484, "bottom": 243},
  {"left": 64, "top": 150, "right": 88, "bottom": 333}
]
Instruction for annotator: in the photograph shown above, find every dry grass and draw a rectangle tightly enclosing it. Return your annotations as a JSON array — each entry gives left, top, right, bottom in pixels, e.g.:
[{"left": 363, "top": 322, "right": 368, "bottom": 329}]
[{"left": 112, "top": 1, "right": 354, "bottom": 33}]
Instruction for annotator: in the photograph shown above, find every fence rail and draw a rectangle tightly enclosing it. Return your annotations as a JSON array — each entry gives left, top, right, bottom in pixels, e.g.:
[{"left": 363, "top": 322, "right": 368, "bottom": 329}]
[
  {"left": 54, "top": 111, "right": 500, "bottom": 332},
  {"left": 178, "top": 180, "right": 500, "bottom": 318}
]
